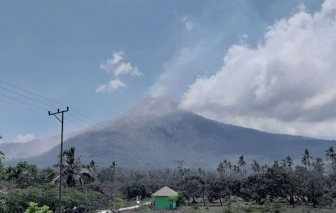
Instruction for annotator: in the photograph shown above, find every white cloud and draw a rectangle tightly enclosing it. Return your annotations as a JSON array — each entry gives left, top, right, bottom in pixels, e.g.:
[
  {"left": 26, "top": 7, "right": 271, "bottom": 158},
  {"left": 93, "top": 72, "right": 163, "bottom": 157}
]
[
  {"left": 97, "top": 51, "right": 141, "bottom": 93},
  {"left": 14, "top": 134, "right": 35, "bottom": 143},
  {"left": 100, "top": 51, "right": 141, "bottom": 76},
  {"left": 181, "top": 16, "right": 195, "bottom": 31},
  {"left": 180, "top": 0, "right": 336, "bottom": 139},
  {"left": 96, "top": 79, "right": 127, "bottom": 93}
]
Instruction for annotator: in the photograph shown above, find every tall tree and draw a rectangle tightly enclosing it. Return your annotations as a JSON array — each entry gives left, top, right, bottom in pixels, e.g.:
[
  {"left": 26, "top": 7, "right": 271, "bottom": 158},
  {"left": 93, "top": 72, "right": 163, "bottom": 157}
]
[
  {"left": 52, "top": 147, "right": 92, "bottom": 187},
  {"left": 301, "top": 148, "right": 313, "bottom": 171},
  {"left": 238, "top": 156, "right": 246, "bottom": 177},
  {"left": 280, "top": 156, "right": 294, "bottom": 172},
  {"left": 313, "top": 158, "right": 325, "bottom": 174},
  {"left": 251, "top": 160, "right": 261, "bottom": 174},
  {"left": 217, "top": 162, "right": 224, "bottom": 177},
  {"left": 325, "top": 147, "right": 336, "bottom": 173},
  {"left": 223, "top": 160, "right": 228, "bottom": 176},
  {"left": 227, "top": 162, "right": 232, "bottom": 177}
]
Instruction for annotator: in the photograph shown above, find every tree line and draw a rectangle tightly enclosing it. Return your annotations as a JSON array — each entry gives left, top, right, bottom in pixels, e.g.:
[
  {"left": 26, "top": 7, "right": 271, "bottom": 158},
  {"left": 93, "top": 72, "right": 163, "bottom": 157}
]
[{"left": 1, "top": 146, "right": 336, "bottom": 212}]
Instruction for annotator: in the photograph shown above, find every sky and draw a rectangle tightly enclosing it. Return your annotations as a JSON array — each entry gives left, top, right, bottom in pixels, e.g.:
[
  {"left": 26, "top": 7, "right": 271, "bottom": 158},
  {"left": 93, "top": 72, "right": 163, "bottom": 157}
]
[{"left": 2, "top": 0, "right": 335, "bottom": 143}]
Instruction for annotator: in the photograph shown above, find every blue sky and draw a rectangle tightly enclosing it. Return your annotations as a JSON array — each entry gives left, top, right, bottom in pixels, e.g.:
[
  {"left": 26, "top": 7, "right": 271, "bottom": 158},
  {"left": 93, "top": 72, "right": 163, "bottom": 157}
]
[{"left": 0, "top": 0, "right": 329, "bottom": 143}]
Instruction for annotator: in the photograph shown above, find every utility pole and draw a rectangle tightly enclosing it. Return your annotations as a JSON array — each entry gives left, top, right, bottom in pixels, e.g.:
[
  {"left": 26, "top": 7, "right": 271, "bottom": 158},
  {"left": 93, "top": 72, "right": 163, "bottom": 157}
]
[{"left": 49, "top": 107, "right": 69, "bottom": 213}]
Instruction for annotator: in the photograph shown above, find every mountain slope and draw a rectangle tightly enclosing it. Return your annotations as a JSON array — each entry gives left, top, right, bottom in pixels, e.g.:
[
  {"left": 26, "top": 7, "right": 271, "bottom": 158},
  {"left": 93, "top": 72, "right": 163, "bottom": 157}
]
[{"left": 25, "top": 96, "right": 336, "bottom": 168}]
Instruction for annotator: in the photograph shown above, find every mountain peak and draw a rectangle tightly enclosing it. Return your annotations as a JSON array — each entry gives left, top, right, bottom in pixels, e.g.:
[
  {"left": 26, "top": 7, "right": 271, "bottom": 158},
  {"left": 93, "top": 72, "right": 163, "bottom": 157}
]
[{"left": 124, "top": 95, "right": 179, "bottom": 117}]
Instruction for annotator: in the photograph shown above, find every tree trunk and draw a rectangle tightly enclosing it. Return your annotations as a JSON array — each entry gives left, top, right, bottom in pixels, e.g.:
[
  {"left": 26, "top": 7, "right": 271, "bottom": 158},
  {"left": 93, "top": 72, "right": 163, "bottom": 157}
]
[
  {"left": 219, "top": 198, "right": 223, "bottom": 206},
  {"left": 289, "top": 194, "right": 295, "bottom": 208}
]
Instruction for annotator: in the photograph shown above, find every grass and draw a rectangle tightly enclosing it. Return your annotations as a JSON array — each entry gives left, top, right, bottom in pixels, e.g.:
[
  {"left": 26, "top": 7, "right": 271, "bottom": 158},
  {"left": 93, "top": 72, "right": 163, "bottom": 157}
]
[{"left": 118, "top": 197, "right": 336, "bottom": 213}]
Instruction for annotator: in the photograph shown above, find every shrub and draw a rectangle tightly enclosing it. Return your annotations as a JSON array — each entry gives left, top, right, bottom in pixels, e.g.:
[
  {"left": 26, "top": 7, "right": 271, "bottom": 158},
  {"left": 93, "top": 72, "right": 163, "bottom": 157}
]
[
  {"left": 114, "top": 197, "right": 124, "bottom": 209},
  {"left": 0, "top": 186, "right": 102, "bottom": 213},
  {"left": 25, "top": 202, "right": 52, "bottom": 213}
]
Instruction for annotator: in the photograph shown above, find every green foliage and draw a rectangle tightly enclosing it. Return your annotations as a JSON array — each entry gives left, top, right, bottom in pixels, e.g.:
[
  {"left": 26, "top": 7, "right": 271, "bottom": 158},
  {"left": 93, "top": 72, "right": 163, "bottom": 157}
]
[
  {"left": 182, "top": 176, "right": 205, "bottom": 203},
  {"left": 166, "top": 195, "right": 178, "bottom": 202},
  {"left": 97, "top": 167, "right": 115, "bottom": 182},
  {"left": 0, "top": 160, "right": 4, "bottom": 179},
  {"left": 0, "top": 199, "right": 10, "bottom": 213},
  {"left": 25, "top": 202, "right": 52, "bottom": 213},
  {"left": 114, "top": 196, "right": 124, "bottom": 209},
  {"left": 0, "top": 186, "right": 102, "bottom": 213},
  {"left": 176, "top": 190, "right": 185, "bottom": 206},
  {"left": 120, "top": 182, "right": 150, "bottom": 200},
  {"left": 17, "top": 161, "right": 38, "bottom": 175},
  {"left": 38, "top": 167, "right": 55, "bottom": 183}
]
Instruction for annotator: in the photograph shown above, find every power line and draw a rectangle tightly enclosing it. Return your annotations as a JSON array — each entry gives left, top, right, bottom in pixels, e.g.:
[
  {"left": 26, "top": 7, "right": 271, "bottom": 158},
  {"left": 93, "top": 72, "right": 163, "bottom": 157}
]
[
  {"left": 65, "top": 118, "right": 88, "bottom": 129},
  {"left": 0, "top": 85, "right": 57, "bottom": 109},
  {"left": 0, "top": 79, "right": 65, "bottom": 107},
  {"left": 0, "top": 92, "right": 90, "bottom": 129},
  {"left": 0, "top": 79, "right": 97, "bottom": 125},
  {"left": 0, "top": 93, "right": 49, "bottom": 111},
  {"left": 70, "top": 108, "right": 97, "bottom": 124},
  {"left": 0, "top": 84, "right": 95, "bottom": 127},
  {"left": 67, "top": 113, "right": 96, "bottom": 128}
]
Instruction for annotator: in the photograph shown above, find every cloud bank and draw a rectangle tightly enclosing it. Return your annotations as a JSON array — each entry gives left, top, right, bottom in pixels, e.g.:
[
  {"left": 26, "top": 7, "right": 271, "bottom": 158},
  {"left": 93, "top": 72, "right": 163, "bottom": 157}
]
[
  {"left": 97, "top": 51, "right": 141, "bottom": 93},
  {"left": 14, "top": 134, "right": 35, "bottom": 143},
  {"left": 180, "top": 0, "right": 336, "bottom": 139}
]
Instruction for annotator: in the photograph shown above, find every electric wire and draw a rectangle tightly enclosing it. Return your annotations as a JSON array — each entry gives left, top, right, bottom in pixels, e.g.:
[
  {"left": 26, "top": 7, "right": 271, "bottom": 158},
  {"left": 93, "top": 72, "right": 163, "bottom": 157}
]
[
  {"left": 0, "top": 79, "right": 97, "bottom": 125},
  {"left": 0, "top": 92, "right": 90, "bottom": 129},
  {"left": 0, "top": 93, "right": 49, "bottom": 111},
  {"left": 0, "top": 85, "right": 95, "bottom": 128}
]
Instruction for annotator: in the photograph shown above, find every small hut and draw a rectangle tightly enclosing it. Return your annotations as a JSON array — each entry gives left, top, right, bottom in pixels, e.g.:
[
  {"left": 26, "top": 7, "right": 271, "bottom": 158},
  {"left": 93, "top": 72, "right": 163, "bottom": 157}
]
[{"left": 152, "top": 186, "right": 178, "bottom": 210}]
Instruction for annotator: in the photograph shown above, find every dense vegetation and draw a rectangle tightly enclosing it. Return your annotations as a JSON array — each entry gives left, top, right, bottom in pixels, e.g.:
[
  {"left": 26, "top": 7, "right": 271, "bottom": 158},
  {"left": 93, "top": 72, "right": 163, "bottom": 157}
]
[{"left": 1, "top": 146, "right": 336, "bottom": 212}]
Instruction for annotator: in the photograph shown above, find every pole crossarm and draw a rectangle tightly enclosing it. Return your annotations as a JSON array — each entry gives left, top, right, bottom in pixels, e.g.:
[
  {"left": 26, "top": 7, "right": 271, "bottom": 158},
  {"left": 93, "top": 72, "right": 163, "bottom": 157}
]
[
  {"left": 48, "top": 107, "right": 69, "bottom": 116},
  {"left": 48, "top": 106, "right": 69, "bottom": 213}
]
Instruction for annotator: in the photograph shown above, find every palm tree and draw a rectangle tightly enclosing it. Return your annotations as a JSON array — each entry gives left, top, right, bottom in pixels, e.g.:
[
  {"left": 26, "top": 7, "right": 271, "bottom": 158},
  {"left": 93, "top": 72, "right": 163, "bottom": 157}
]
[
  {"left": 217, "top": 162, "right": 224, "bottom": 177},
  {"left": 52, "top": 147, "right": 92, "bottom": 187},
  {"left": 313, "top": 158, "right": 325, "bottom": 174},
  {"left": 84, "top": 160, "right": 98, "bottom": 178},
  {"left": 110, "top": 161, "right": 117, "bottom": 174},
  {"left": 227, "top": 162, "right": 232, "bottom": 177},
  {"left": 236, "top": 166, "right": 242, "bottom": 177},
  {"left": 301, "top": 148, "right": 313, "bottom": 170},
  {"left": 251, "top": 160, "right": 261, "bottom": 174},
  {"left": 325, "top": 147, "right": 336, "bottom": 173},
  {"left": 233, "top": 165, "right": 239, "bottom": 178},
  {"left": 223, "top": 159, "right": 228, "bottom": 176},
  {"left": 286, "top": 156, "right": 293, "bottom": 172},
  {"left": 238, "top": 156, "right": 246, "bottom": 177}
]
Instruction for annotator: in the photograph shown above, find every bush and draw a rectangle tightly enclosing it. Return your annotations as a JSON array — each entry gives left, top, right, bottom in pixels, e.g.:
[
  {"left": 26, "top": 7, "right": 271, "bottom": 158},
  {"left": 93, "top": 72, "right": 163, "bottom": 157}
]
[
  {"left": 120, "top": 182, "right": 149, "bottom": 200},
  {"left": 114, "top": 197, "right": 124, "bottom": 209},
  {"left": 25, "top": 202, "right": 52, "bottom": 213},
  {"left": 0, "top": 186, "right": 102, "bottom": 213}
]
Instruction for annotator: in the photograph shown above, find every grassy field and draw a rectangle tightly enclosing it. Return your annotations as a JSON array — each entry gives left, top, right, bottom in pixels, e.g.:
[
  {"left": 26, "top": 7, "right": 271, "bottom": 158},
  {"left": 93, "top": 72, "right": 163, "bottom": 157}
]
[
  {"left": 127, "top": 205, "right": 336, "bottom": 213},
  {"left": 117, "top": 197, "right": 336, "bottom": 213}
]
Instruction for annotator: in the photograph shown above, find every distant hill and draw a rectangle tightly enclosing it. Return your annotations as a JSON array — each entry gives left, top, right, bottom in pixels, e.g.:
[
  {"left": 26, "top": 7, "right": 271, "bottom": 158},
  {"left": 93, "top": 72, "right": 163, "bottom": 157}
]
[
  {"left": 0, "top": 132, "right": 78, "bottom": 159},
  {"left": 21, "top": 95, "right": 336, "bottom": 168}
]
